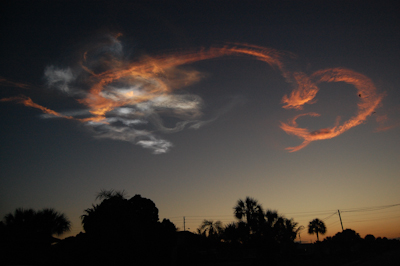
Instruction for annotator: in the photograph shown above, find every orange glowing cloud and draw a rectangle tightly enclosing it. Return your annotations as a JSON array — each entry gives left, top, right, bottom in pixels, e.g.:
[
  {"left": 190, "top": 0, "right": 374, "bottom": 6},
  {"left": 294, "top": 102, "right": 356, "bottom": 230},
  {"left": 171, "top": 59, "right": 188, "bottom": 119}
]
[
  {"left": 281, "top": 72, "right": 319, "bottom": 110},
  {"left": 374, "top": 113, "right": 400, "bottom": 132},
  {"left": 72, "top": 43, "right": 285, "bottom": 125},
  {"left": 0, "top": 35, "right": 385, "bottom": 153},
  {"left": 1, "top": 96, "right": 73, "bottom": 119},
  {"left": 0, "top": 77, "right": 31, "bottom": 90},
  {"left": 280, "top": 68, "right": 384, "bottom": 152}
]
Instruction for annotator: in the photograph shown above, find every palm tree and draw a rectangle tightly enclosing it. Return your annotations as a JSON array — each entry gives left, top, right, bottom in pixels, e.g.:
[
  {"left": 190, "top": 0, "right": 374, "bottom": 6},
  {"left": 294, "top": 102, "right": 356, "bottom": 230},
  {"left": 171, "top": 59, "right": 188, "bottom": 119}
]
[
  {"left": 234, "top": 197, "right": 264, "bottom": 233},
  {"left": 265, "top": 210, "right": 300, "bottom": 243},
  {"left": 282, "top": 218, "right": 300, "bottom": 241},
  {"left": 2, "top": 208, "right": 71, "bottom": 244},
  {"left": 265, "top": 209, "right": 279, "bottom": 227},
  {"left": 198, "top": 220, "right": 223, "bottom": 239},
  {"left": 221, "top": 221, "right": 248, "bottom": 244},
  {"left": 96, "top": 189, "right": 126, "bottom": 200},
  {"left": 35, "top": 208, "right": 71, "bottom": 237},
  {"left": 308, "top": 218, "right": 326, "bottom": 242},
  {"left": 221, "top": 222, "right": 237, "bottom": 242},
  {"left": 3, "top": 208, "right": 36, "bottom": 229},
  {"left": 80, "top": 204, "right": 99, "bottom": 233}
]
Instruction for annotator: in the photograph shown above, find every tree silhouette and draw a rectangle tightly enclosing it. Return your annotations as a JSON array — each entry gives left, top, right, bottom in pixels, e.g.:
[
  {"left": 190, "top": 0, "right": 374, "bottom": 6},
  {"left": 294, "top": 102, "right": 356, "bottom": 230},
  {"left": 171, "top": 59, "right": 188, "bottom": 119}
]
[
  {"left": 3, "top": 208, "right": 70, "bottom": 243},
  {"left": 160, "top": 218, "right": 177, "bottom": 233},
  {"left": 323, "top": 228, "right": 362, "bottom": 258},
  {"left": 198, "top": 220, "right": 223, "bottom": 240},
  {"left": 265, "top": 209, "right": 279, "bottom": 227},
  {"left": 231, "top": 197, "right": 302, "bottom": 263},
  {"left": 96, "top": 189, "right": 126, "bottom": 200},
  {"left": 221, "top": 221, "right": 248, "bottom": 244},
  {"left": 308, "top": 218, "right": 326, "bottom": 242},
  {"left": 3, "top": 208, "right": 36, "bottom": 240},
  {"left": 257, "top": 209, "right": 301, "bottom": 256},
  {"left": 364, "top": 234, "right": 375, "bottom": 242},
  {"left": 331, "top": 228, "right": 361, "bottom": 243},
  {"left": 272, "top": 215, "right": 300, "bottom": 243},
  {"left": 1, "top": 208, "right": 71, "bottom": 265},
  {"left": 80, "top": 204, "right": 99, "bottom": 234},
  {"left": 234, "top": 197, "right": 264, "bottom": 233},
  {"left": 81, "top": 190, "right": 159, "bottom": 238},
  {"left": 79, "top": 190, "right": 176, "bottom": 265}
]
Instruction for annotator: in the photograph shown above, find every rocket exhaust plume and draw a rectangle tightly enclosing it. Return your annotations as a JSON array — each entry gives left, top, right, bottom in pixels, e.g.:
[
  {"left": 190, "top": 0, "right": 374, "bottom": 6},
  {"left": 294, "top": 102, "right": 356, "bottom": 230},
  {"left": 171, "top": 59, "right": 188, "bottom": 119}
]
[
  {"left": 280, "top": 68, "right": 383, "bottom": 152},
  {"left": 0, "top": 77, "right": 31, "bottom": 90},
  {"left": 1, "top": 96, "right": 73, "bottom": 119},
  {"left": 0, "top": 34, "right": 384, "bottom": 153}
]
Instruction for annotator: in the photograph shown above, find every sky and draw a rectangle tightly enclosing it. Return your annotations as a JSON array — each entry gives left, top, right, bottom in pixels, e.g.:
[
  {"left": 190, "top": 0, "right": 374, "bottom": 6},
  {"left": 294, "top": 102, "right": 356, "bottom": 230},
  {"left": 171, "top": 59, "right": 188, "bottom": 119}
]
[{"left": 1, "top": 1, "right": 399, "bottom": 242}]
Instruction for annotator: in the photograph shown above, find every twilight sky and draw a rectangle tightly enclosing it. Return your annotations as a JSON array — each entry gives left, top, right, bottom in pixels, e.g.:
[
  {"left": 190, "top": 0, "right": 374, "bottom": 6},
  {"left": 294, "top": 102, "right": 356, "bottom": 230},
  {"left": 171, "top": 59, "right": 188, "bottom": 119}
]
[{"left": 1, "top": 1, "right": 399, "bottom": 242}]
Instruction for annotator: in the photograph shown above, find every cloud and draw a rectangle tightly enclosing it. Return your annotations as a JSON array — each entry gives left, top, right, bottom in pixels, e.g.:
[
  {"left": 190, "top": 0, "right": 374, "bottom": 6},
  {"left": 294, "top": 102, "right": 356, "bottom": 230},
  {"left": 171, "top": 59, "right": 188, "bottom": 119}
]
[
  {"left": 136, "top": 138, "right": 172, "bottom": 154},
  {"left": 0, "top": 77, "right": 31, "bottom": 90},
  {"left": 44, "top": 66, "right": 76, "bottom": 94},
  {"left": 0, "top": 35, "right": 385, "bottom": 153},
  {"left": 281, "top": 72, "right": 319, "bottom": 110},
  {"left": 88, "top": 121, "right": 172, "bottom": 154},
  {"left": 1, "top": 95, "right": 73, "bottom": 119},
  {"left": 280, "top": 68, "right": 384, "bottom": 151},
  {"left": 374, "top": 111, "right": 400, "bottom": 132}
]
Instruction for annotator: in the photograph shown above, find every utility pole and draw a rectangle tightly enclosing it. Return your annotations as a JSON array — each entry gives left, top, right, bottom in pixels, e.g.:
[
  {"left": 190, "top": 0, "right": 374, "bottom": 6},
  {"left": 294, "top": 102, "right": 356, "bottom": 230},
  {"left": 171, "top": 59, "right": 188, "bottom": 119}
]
[
  {"left": 183, "top": 216, "right": 185, "bottom": 231},
  {"left": 338, "top": 210, "right": 344, "bottom": 231}
]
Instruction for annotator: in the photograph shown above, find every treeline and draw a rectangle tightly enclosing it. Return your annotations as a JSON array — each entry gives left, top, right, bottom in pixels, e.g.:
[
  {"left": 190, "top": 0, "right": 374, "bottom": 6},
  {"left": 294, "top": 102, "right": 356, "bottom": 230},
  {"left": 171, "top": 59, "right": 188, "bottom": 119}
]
[
  {"left": 309, "top": 229, "right": 400, "bottom": 265},
  {"left": 1, "top": 191, "right": 176, "bottom": 265},
  {"left": 1, "top": 192, "right": 399, "bottom": 265},
  {"left": 195, "top": 196, "right": 302, "bottom": 262}
]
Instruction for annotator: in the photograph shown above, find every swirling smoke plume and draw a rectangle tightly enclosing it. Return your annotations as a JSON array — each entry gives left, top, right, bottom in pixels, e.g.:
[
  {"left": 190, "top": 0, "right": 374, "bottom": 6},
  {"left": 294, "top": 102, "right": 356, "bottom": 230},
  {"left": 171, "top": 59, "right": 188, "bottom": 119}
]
[{"left": 1, "top": 35, "right": 384, "bottom": 153}]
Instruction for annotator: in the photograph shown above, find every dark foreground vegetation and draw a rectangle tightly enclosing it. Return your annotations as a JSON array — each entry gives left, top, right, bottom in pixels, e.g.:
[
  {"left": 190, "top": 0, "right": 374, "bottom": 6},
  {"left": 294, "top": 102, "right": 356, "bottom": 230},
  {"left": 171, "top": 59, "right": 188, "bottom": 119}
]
[{"left": 1, "top": 191, "right": 399, "bottom": 265}]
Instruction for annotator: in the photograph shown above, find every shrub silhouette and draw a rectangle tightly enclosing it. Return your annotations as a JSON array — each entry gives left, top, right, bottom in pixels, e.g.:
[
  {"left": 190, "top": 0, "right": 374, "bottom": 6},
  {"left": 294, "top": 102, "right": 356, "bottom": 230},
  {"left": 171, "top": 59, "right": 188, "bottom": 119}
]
[
  {"left": 77, "top": 190, "right": 177, "bottom": 265},
  {"left": 81, "top": 191, "right": 159, "bottom": 240}
]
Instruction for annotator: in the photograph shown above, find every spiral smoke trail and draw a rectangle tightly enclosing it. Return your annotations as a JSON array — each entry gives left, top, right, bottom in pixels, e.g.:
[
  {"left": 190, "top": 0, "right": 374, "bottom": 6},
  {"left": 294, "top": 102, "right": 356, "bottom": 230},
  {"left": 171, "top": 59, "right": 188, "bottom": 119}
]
[{"left": 0, "top": 34, "right": 384, "bottom": 153}]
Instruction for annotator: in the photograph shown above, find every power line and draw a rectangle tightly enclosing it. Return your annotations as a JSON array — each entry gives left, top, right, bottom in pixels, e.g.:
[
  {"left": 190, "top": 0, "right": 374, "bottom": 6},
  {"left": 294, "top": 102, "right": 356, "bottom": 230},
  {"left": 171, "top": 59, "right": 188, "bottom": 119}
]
[
  {"left": 286, "top": 212, "right": 337, "bottom": 218},
  {"left": 341, "top": 203, "right": 400, "bottom": 213},
  {"left": 344, "top": 215, "right": 400, "bottom": 223},
  {"left": 164, "top": 203, "right": 400, "bottom": 230},
  {"left": 341, "top": 208, "right": 400, "bottom": 218},
  {"left": 182, "top": 214, "right": 233, "bottom": 217},
  {"left": 284, "top": 209, "right": 338, "bottom": 216},
  {"left": 321, "top": 212, "right": 337, "bottom": 221},
  {"left": 325, "top": 220, "right": 340, "bottom": 227},
  {"left": 337, "top": 203, "right": 400, "bottom": 229}
]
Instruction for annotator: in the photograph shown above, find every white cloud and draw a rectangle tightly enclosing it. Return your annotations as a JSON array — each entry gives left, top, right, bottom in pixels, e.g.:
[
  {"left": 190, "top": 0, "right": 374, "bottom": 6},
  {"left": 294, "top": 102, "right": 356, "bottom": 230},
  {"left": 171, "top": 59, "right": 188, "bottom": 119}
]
[{"left": 44, "top": 66, "right": 76, "bottom": 93}]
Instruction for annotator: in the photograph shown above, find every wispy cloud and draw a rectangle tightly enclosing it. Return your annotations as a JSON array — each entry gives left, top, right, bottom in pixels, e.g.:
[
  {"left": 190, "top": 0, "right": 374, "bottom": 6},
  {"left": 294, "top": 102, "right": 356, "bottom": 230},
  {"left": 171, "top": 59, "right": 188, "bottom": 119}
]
[
  {"left": 0, "top": 77, "right": 31, "bottom": 90},
  {"left": 0, "top": 34, "right": 385, "bottom": 153},
  {"left": 44, "top": 66, "right": 76, "bottom": 94},
  {"left": 1, "top": 95, "right": 73, "bottom": 119},
  {"left": 374, "top": 106, "right": 400, "bottom": 132}
]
